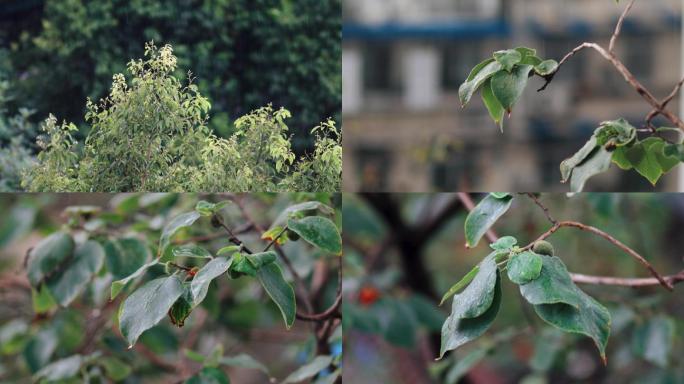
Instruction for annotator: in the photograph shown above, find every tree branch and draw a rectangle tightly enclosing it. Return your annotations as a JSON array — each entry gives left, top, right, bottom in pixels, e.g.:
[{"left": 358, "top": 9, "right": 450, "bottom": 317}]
[
  {"left": 459, "top": 193, "right": 678, "bottom": 291},
  {"left": 522, "top": 220, "right": 674, "bottom": 291},
  {"left": 535, "top": 3, "right": 684, "bottom": 131},
  {"left": 570, "top": 270, "right": 684, "bottom": 287},
  {"left": 524, "top": 193, "right": 557, "bottom": 225},
  {"left": 609, "top": 0, "right": 636, "bottom": 52},
  {"left": 296, "top": 256, "right": 342, "bottom": 322}
]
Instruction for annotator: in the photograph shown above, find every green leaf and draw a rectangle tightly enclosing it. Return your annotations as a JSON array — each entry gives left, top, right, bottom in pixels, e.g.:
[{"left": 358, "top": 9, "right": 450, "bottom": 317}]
[
  {"left": 45, "top": 240, "right": 105, "bottom": 307},
  {"left": 169, "top": 284, "right": 194, "bottom": 327},
  {"left": 459, "top": 59, "right": 503, "bottom": 107},
  {"left": 515, "top": 47, "right": 542, "bottom": 66},
  {"left": 569, "top": 147, "right": 613, "bottom": 192},
  {"left": 218, "top": 354, "right": 270, "bottom": 376},
  {"left": 614, "top": 137, "right": 680, "bottom": 185},
  {"left": 493, "top": 49, "right": 522, "bottom": 72},
  {"left": 481, "top": 79, "right": 505, "bottom": 131},
  {"left": 464, "top": 194, "right": 513, "bottom": 248},
  {"left": 282, "top": 355, "right": 333, "bottom": 384},
  {"left": 27, "top": 232, "right": 75, "bottom": 287},
  {"left": 104, "top": 238, "right": 150, "bottom": 280},
  {"left": 490, "top": 64, "right": 533, "bottom": 112},
  {"left": 313, "top": 370, "right": 341, "bottom": 384},
  {"left": 173, "top": 244, "right": 213, "bottom": 259},
  {"left": 520, "top": 256, "right": 611, "bottom": 361},
  {"left": 191, "top": 257, "right": 232, "bottom": 305},
  {"left": 489, "top": 192, "right": 511, "bottom": 199},
  {"left": 32, "top": 285, "right": 56, "bottom": 314},
  {"left": 632, "top": 315, "right": 675, "bottom": 367},
  {"left": 439, "top": 265, "right": 479, "bottom": 306},
  {"left": 100, "top": 356, "right": 132, "bottom": 381},
  {"left": 594, "top": 119, "right": 636, "bottom": 148},
  {"left": 246, "top": 251, "right": 277, "bottom": 268},
  {"left": 519, "top": 256, "right": 580, "bottom": 307},
  {"left": 158, "top": 211, "right": 201, "bottom": 260},
  {"left": 287, "top": 216, "right": 342, "bottom": 255},
  {"left": 439, "top": 255, "right": 501, "bottom": 358},
  {"left": 560, "top": 136, "right": 598, "bottom": 182},
  {"left": 195, "top": 200, "right": 230, "bottom": 217},
  {"left": 217, "top": 245, "right": 241, "bottom": 256},
  {"left": 33, "top": 354, "right": 86, "bottom": 382},
  {"left": 185, "top": 367, "right": 230, "bottom": 384},
  {"left": 110, "top": 259, "right": 159, "bottom": 299},
  {"left": 490, "top": 236, "right": 517, "bottom": 250},
  {"left": 534, "top": 59, "right": 558, "bottom": 76},
  {"left": 507, "top": 251, "right": 542, "bottom": 285},
  {"left": 119, "top": 274, "right": 184, "bottom": 347},
  {"left": 256, "top": 262, "right": 296, "bottom": 329},
  {"left": 229, "top": 253, "right": 257, "bottom": 278},
  {"left": 271, "top": 201, "right": 335, "bottom": 229}
]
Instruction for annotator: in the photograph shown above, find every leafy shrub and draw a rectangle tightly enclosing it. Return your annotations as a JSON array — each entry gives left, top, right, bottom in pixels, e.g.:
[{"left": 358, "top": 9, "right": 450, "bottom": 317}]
[
  {"left": 0, "top": 53, "right": 36, "bottom": 191},
  {"left": 7, "top": 0, "right": 341, "bottom": 146},
  {"left": 1, "top": 193, "right": 342, "bottom": 383},
  {"left": 21, "top": 43, "right": 341, "bottom": 192}
]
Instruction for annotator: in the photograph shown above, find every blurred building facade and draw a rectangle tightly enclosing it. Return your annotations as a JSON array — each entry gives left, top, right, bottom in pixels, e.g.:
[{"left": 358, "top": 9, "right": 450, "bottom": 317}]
[{"left": 343, "top": 0, "right": 682, "bottom": 191}]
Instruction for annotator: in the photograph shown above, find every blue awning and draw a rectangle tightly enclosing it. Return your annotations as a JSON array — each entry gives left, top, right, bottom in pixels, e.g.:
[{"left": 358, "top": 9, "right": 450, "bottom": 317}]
[{"left": 343, "top": 19, "right": 510, "bottom": 41}]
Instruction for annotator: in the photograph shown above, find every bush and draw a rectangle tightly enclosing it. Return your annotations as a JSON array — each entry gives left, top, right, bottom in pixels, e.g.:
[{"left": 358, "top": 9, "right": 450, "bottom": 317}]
[
  {"left": 22, "top": 43, "right": 341, "bottom": 192},
  {"left": 0, "top": 193, "right": 343, "bottom": 383},
  {"left": 6, "top": 0, "right": 341, "bottom": 148}
]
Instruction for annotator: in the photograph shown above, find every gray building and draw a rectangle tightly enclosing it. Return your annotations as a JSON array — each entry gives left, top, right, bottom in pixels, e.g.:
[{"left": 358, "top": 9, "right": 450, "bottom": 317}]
[{"left": 343, "top": 0, "right": 683, "bottom": 191}]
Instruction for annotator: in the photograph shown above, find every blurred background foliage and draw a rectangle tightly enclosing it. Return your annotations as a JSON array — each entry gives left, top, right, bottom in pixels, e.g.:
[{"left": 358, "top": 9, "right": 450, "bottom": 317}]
[
  {"left": 0, "top": 0, "right": 340, "bottom": 151},
  {"left": 0, "top": 192, "right": 342, "bottom": 383},
  {"left": 342, "top": 193, "right": 684, "bottom": 383}
]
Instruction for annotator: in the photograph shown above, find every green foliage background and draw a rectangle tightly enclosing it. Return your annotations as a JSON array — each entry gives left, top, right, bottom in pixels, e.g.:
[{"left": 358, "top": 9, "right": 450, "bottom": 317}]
[
  {"left": 0, "top": 193, "right": 343, "bottom": 383},
  {"left": 0, "top": 0, "right": 341, "bottom": 149}
]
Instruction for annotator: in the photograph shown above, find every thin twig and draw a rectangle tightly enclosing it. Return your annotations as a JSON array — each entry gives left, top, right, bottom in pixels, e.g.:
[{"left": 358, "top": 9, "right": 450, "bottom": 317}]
[
  {"left": 296, "top": 256, "right": 343, "bottom": 322},
  {"left": 522, "top": 221, "right": 674, "bottom": 291},
  {"left": 537, "top": 39, "right": 684, "bottom": 130},
  {"left": 229, "top": 195, "right": 314, "bottom": 313},
  {"left": 645, "top": 76, "right": 684, "bottom": 128},
  {"left": 213, "top": 214, "right": 254, "bottom": 254},
  {"left": 571, "top": 270, "right": 684, "bottom": 287},
  {"left": 459, "top": 193, "right": 677, "bottom": 291},
  {"left": 264, "top": 226, "right": 288, "bottom": 252},
  {"left": 524, "top": 193, "right": 557, "bottom": 225},
  {"left": 609, "top": 0, "right": 636, "bottom": 52}
]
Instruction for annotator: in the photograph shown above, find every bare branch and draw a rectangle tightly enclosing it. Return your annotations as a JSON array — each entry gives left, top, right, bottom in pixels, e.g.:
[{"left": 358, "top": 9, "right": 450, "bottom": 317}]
[
  {"left": 523, "top": 221, "right": 674, "bottom": 291},
  {"left": 524, "top": 193, "right": 557, "bottom": 225},
  {"left": 645, "top": 76, "right": 684, "bottom": 127},
  {"left": 296, "top": 256, "right": 342, "bottom": 322},
  {"left": 457, "top": 193, "right": 677, "bottom": 291},
  {"left": 609, "top": 0, "right": 636, "bottom": 52},
  {"left": 571, "top": 270, "right": 684, "bottom": 287},
  {"left": 537, "top": 39, "right": 684, "bottom": 131}
]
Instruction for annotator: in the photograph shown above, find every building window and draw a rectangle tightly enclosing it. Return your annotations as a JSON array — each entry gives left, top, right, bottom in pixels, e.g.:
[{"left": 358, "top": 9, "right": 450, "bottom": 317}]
[
  {"left": 355, "top": 147, "right": 392, "bottom": 191},
  {"left": 362, "top": 43, "right": 399, "bottom": 93},
  {"left": 622, "top": 34, "right": 653, "bottom": 79},
  {"left": 441, "top": 41, "right": 484, "bottom": 91}
]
